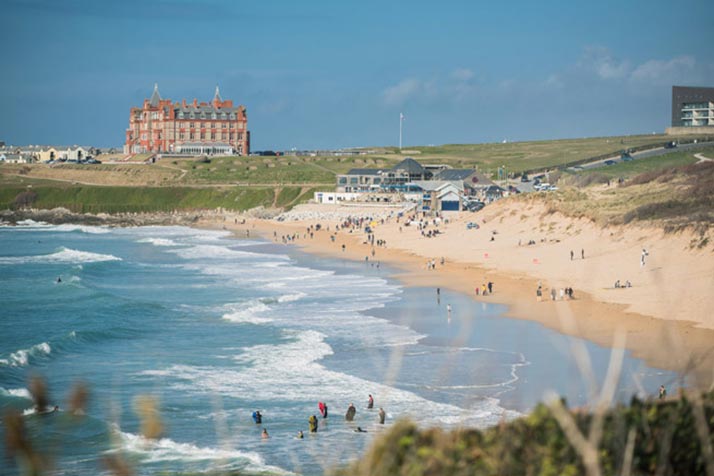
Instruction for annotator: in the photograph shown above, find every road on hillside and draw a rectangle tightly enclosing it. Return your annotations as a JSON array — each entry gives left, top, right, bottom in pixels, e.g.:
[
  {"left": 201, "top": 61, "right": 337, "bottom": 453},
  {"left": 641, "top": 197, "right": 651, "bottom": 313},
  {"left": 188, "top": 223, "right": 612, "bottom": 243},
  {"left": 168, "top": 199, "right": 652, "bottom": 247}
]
[{"left": 571, "top": 141, "right": 714, "bottom": 171}]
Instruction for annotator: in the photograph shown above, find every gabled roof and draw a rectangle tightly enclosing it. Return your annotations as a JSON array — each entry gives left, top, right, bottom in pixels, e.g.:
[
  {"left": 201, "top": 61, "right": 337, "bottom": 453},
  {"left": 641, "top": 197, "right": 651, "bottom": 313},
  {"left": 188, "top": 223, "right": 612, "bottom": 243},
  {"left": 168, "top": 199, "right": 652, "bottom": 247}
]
[
  {"left": 465, "top": 172, "right": 496, "bottom": 187},
  {"left": 392, "top": 157, "right": 424, "bottom": 174},
  {"left": 345, "top": 168, "right": 384, "bottom": 176},
  {"left": 150, "top": 83, "right": 162, "bottom": 107},
  {"left": 435, "top": 169, "right": 475, "bottom": 181}
]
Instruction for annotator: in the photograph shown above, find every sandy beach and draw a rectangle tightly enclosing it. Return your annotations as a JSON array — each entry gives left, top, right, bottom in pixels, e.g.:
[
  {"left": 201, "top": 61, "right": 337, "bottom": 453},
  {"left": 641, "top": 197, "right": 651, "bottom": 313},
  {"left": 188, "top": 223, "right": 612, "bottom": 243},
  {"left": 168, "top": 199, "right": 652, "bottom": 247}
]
[{"left": 198, "top": 198, "right": 714, "bottom": 389}]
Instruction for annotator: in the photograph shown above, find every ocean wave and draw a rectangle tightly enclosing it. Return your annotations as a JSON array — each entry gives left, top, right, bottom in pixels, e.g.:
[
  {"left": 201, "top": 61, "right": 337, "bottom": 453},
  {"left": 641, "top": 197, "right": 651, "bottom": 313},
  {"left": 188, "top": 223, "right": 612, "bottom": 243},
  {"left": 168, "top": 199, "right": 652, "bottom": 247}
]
[
  {"left": 171, "top": 244, "right": 290, "bottom": 262},
  {"left": 139, "top": 328, "right": 518, "bottom": 429},
  {"left": 0, "top": 342, "right": 52, "bottom": 367},
  {"left": 52, "top": 224, "right": 111, "bottom": 234},
  {"left": 137, "top": 237, "right": 179, "bottom": 247},
  {"left": 0, "top": 387, "right": 32, "bottom": 399},
  {"left": 222, "top": 300, "right": 273, "bottom": 324},
  {"left": 0, "top": 247, "right": 122, "bottom": 264},
  {"left": 277, "top": 292, "right": 307, "bottom": 303},
  {"left": 111, "top": 428, "right": 293, "bottom": 474}
]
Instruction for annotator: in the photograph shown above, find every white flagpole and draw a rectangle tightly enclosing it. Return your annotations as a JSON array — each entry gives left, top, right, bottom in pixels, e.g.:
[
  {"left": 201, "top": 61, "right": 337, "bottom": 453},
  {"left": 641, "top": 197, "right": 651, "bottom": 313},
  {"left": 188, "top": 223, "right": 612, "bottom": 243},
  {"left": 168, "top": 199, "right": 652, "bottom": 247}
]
[{"left": 399, "top": 113, "right": 403, "bottom": 151}]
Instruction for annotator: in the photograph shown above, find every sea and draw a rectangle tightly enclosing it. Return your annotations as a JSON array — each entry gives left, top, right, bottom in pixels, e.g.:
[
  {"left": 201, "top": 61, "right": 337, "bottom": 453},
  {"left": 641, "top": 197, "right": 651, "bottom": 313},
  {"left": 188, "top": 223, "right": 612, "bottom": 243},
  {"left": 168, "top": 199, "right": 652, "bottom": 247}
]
[{"left": 0, "top": 222, "right": 679, "bottom": 475}]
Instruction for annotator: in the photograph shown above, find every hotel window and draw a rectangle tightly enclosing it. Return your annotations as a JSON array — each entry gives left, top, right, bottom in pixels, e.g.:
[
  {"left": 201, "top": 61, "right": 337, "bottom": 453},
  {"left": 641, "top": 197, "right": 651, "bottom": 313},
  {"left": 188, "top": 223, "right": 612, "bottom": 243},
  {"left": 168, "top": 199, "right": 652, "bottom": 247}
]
[
  {"left": 209, "top": 132, "right": 213, "bottom": 140},
  {"left": 189, "top": 133, "right": 195, "bottom": 140},
  {"left": 229, "top": 133, "right": 234, "bottom": 140},
  {"left": 229, "top": 113, "right": 235, "bottom": 119},
  {"left": 180, "top": 133, "right": 185, "bottom": 140},
  {"left": 189, "top": 122, "right": 194, "bottom": 129},
  {"left": 200, "top": 132, "right": 205, "bottom": 139},
  {"left": 222, "top": 123, "right": 227, "bottom": 128},
  {"left": 190, "top": 113, "right": 195, "bottom": 119},
  {"left": 238, "top": 132, "right": 243, "bottom": 140}
]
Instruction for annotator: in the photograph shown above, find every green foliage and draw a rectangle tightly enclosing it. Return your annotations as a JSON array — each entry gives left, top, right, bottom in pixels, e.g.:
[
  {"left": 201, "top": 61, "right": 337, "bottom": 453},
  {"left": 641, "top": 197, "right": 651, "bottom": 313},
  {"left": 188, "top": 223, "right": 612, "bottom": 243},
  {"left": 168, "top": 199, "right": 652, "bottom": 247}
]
[
  {"left": 0, "top": 186, "right": 275, "bottom": 213},
  {"left": 334, "top": 392, "right": 714, "bottom": 476},
  {"left": 275, "top": 186, "right": 302, "bottom": 208}
]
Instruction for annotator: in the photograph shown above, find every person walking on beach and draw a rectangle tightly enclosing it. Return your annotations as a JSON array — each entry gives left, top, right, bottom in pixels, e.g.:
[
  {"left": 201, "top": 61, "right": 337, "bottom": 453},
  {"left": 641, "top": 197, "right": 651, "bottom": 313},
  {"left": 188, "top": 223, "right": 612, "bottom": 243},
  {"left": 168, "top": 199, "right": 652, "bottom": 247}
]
[
  {"left": 659, "top": 385, "right": 667, "bottom": 400},
  {"left": 345, "top": 403, "right": 356, "bottom": 421},
  {"left": 367, "top": 394, "right": 374, "bottom": 409},
  {"left": 446, "top": 304, "right": 452, "bottom": 317},
  {"left": 488, "top": 281, "right": 493, "bottom": 294},
  {"left": 581, "top": 249, "right": 585, "bottom": 259},
  {"left": 378, "top": 407, "right": 386, "bottom": 424},
  {"left": 570, "top": 250, "right": 574, "bottom": 261},
  {"left": 550, "top": 288, "right": 556, "bottom": 301},
  {"left": 641, "top": 248, "right": 649, "bottom": 267}
]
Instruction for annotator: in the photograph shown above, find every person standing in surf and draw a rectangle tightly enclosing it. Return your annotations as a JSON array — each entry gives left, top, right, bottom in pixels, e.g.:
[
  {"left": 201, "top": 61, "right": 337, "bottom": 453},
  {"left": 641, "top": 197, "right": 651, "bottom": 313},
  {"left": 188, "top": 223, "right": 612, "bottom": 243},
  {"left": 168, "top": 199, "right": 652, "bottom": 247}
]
[
  {"left": 367, "top": 394, "right": 374, "bottom": 409},
  {"left": 345, "top": 403, "right": 356, "bottom": 421}
]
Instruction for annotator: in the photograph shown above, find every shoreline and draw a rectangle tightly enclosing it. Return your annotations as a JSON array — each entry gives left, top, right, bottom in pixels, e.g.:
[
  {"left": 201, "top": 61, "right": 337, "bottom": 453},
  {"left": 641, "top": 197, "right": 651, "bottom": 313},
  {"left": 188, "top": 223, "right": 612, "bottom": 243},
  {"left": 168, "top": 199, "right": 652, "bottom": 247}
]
[
  {"left": 4, "top": 206, "right": 712, "bottom": 389},
  {"left": 196, "top": 208, "right": 714, "bottom": 390}
]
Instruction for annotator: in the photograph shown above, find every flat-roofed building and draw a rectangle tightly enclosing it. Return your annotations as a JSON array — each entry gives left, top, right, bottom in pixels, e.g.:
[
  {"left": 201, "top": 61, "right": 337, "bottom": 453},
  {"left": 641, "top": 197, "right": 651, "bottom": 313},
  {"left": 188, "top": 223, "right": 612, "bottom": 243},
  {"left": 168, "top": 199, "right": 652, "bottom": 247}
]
[{"left": 668, "top": 86, "right": 714, "bottom": 135}]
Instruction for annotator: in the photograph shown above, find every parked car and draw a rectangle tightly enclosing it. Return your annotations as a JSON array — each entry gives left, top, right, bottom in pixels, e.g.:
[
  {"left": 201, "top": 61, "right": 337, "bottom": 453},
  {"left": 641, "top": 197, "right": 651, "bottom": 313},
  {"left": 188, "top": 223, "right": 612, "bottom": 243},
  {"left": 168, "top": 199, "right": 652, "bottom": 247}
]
[
  {"left": 466, "top": 222, "right": 480, "bottom": 230},
  {"left": 665, "top": 141, "right": 677, "bottom": 149},
  {"left": 604, "top": 160, "right": 616, "bottom": 166},
  {"left": 467, "top": 201, "right": 485, "bottom": 212},
  {"left": 520, "top": 174, "right": 530, "bottom": 182}
]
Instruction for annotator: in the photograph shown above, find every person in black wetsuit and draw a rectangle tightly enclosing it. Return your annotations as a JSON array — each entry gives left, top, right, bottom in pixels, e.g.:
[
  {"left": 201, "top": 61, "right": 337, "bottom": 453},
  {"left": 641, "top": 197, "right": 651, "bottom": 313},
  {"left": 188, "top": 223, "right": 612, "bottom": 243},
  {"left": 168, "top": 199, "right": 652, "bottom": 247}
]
[
  {"left": 252, "top": 411, "right": 262, "bottom": 424},
  {"left": 345, "top": 403, "right": 356, "bottom": 421}
]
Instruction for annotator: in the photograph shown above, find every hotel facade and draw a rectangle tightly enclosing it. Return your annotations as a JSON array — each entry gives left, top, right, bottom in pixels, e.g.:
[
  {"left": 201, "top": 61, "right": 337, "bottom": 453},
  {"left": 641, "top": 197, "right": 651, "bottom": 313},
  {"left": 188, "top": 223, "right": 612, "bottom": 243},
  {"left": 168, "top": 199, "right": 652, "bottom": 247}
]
[{"left": 124, "top": 84, "right": 250, "bottom": 155}]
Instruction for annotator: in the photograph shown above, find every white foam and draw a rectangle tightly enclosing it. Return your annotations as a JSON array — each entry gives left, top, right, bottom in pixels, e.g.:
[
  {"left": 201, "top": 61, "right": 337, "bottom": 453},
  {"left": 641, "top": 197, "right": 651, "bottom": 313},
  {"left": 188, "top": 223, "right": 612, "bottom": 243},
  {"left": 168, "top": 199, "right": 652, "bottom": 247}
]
[
  {"left": 0, "top": 387, "right": 32, "bottom": 399},
  {"left": 111, "top": 429, "right": 292, "bottom": 474},
  {"left": 222, "top": 300, "right": 273, "bottom": 325},
  {"left": 277, "top": 292, "right": 307, "bottom": 303},
  {"left": 137, "top": 237, "right": 178, "bottom": 247},
  {"left": 52, "top": 224, "right": 111, "bottom": 234},
  {"left": 173, "top": 244, "right": 291, "bottom": 262},
  {"left": 0, "top": 342, "right": 52, "bottom": 367},
  {"left": 140, "top": 330, "right": 517, "bottom": 429},
  {"left": 0, "top": 247, "right": 121, "bottom": 264}
]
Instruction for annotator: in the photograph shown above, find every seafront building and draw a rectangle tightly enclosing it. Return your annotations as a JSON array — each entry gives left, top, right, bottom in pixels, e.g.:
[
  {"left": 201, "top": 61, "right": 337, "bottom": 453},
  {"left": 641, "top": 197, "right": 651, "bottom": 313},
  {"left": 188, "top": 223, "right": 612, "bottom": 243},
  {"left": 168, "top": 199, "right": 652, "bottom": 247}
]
[
  {"left": 327, "top": 157, "right": 502, "bottom": 212},
  {"left": 124, "top": 84, "right": 250, "bottom": 156},
  {"left": 667, "top": 86, "right": 714, "bottom": 135}
]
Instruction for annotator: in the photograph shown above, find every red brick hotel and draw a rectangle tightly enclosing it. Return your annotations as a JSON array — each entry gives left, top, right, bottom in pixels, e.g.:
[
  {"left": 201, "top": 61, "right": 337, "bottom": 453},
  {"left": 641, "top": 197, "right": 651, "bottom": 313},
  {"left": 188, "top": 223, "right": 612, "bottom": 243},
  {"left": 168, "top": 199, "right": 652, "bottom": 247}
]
[{"left": 124, "top": 84, "right": 250, "bottom": 156}]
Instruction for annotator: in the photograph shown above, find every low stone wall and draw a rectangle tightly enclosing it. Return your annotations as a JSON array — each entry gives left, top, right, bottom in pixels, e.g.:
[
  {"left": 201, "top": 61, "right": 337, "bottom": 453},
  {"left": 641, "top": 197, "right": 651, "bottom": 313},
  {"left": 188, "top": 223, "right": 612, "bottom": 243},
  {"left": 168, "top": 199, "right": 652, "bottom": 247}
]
[{"left": 666, "top": 126, "right": 714, "bottom": 135}]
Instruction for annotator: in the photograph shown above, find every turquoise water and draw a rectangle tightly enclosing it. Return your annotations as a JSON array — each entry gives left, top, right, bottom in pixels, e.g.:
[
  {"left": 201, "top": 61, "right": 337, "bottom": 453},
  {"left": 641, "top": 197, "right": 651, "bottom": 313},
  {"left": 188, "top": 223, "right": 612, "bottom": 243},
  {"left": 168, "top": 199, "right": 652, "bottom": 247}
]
[{"left": 0, "top": 222, "right": 677, "bottom": 475}]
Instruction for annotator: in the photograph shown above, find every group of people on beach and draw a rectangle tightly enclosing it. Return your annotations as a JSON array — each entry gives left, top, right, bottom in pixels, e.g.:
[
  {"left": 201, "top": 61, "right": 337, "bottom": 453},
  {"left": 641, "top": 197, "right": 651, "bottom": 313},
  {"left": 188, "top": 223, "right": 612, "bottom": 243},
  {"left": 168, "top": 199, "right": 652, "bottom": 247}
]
[
  {"left": 475, "top": 282, "right": 494, "bottom": 296},
  {"left": 252, "top": 395, "right": 387, "bottom": 440},
  {"left": 536, "top": 284, "right": 574, "bottom": 301}
]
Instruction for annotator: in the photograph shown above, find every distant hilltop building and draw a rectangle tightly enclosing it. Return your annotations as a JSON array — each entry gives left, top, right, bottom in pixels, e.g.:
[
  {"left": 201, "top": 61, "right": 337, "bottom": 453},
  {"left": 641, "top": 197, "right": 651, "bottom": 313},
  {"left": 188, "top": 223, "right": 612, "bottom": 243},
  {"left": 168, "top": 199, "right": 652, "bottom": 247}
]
[
  {"left": 667, "top": 85, "right": 714, "bottom": 135},
  {"left": 124, "top": 84, "right": 250, "bottom": 156}
]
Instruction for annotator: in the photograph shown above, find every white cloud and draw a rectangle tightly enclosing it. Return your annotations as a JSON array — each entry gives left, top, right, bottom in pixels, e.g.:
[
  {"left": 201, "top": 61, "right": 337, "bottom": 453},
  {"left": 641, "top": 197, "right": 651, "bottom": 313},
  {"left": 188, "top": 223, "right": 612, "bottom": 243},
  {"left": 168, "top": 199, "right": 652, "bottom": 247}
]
[
  {"left": 630, "top": 55, "right": 696, "bottom": 84},
  {"left": 451, "top": 68, "right": 475, "bottom": 81},
  {"left": 580, "top": 46, "right": 631, "bottom": 80},
  {"left": 382, "top": 78, "right": 423, "bottom": 105}
]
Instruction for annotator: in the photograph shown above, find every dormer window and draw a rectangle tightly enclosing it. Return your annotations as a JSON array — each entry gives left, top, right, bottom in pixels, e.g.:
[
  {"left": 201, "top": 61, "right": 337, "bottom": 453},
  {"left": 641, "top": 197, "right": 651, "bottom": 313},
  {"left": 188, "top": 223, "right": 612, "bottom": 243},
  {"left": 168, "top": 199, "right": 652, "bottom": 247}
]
[
  {"left": 179, "top": 112, "right": 184, "bottom": 119},
  {"left": 189, "top": 112, "right": 195, "bottom": 119},
  {"left": 211, "top": 113, "right": 217, "bottom": 120}
]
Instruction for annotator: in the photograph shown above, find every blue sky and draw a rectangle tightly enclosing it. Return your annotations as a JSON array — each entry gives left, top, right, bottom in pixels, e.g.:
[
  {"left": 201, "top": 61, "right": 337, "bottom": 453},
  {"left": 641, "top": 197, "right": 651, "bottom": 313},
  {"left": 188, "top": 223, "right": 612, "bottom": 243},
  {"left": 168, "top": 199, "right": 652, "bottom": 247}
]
[{"left": 2, "top": 0, "right": 713, "bottom": 149}]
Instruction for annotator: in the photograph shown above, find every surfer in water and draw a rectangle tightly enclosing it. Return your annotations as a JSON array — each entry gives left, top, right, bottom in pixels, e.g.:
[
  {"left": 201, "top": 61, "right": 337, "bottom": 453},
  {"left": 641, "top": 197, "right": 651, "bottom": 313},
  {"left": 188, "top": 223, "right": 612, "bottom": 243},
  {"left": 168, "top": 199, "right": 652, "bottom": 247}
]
[
  {"left": 252, "top": 410, "right": 262, "bottom": 424},
  {"left": 308, "top": 414, "right": 319, "bottom": 433},
  {"left": 367, "top": 394, "right": 374, "bottom": 409},
  {"left": 378, "top": 407, "right": 386, "bottom": 424},
  {"left": 56, "top": 276, "right": 62, "bottom": 283},
  {"left": 297, "top": 430, "right": 304, "bottom": 439},
  {"left": 261, "top": 428, "right": 269, "bottom": 439},
  {"left": 319, "top": 401, "right": 328, "bottom": 418},
  {"left": 345, "top": 403, "right": 356, "bottom": 421},
  {"left": 354, "top": 426, "right": 367, "bottom": 433}
]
